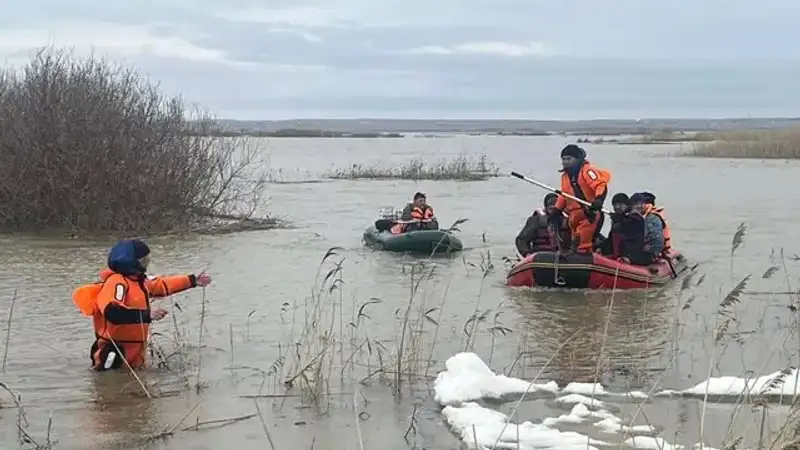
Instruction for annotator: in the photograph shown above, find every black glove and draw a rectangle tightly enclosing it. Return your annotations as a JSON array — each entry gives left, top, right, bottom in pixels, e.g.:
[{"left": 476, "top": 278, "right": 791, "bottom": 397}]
[
  {"left": 609, "top": 212, "right": 626, "bottom": 222},
  {"left": 589, "top": 198, "right": 603, "bottom": 212}
]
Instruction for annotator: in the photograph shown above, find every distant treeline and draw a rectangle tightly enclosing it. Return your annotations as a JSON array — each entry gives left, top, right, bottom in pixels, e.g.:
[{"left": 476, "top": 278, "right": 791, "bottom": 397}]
[
  {"left": 212, "top": 117, "right": 800, "bottom": 136},
  {"left": 184, "top": 128, "right": 406, "bottom": 138},
  {"left": 186, "top": 126, "right": 792, "bottom": 138}
]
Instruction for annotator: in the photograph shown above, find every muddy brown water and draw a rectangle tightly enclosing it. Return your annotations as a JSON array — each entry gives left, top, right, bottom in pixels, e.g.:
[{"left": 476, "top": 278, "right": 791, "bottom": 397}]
[{"left": 1, "top": 136, "right": 799, "bottom": 449}]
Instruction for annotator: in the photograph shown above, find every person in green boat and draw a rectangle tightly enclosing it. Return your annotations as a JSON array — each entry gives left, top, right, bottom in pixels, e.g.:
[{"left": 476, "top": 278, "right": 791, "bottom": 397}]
[{"left": 397, "top": 192, "right": 439, "bottom": 232}]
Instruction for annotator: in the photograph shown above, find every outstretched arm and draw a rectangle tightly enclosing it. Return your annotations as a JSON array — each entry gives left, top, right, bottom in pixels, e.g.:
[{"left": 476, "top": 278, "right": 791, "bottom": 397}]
[{"left": 146, "top": 274, "right": 197, "bottom": 298}]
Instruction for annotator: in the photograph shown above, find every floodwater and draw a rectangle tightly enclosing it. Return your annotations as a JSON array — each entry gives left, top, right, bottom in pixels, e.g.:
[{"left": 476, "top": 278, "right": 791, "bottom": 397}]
[{"left": 1, "top": 135, "right": 799, "bottom": 450}]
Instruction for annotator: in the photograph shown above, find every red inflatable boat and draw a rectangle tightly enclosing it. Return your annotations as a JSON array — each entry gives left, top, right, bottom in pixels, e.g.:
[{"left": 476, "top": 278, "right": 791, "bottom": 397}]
[{"left": 506, "top": 250, "right": 688, "bottom": 289}]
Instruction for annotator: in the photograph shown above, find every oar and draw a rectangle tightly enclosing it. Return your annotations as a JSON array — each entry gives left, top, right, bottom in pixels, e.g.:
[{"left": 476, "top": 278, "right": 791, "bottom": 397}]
[
  {"left": 662, "top": 251, "right": 678, "bottom": 278},
  {"left": 551, "top": 226, "right": 566, "bottom": 286},
  {"left": 509, "top": 171, "right": 612, "bottom": 215}
]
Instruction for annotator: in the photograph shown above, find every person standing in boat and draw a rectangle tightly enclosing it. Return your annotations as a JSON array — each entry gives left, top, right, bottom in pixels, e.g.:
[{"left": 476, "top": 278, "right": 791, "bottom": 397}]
[
  {"left": 395, "top": 192, "right": 438, "bottom": 232},
  {"left": 620, "top": 193, "right": 664, "bottom": 265},
  {"left": 548, "top": 144, "right": 612, "bottom": 254},
  {"left": 515, "top": 193, "right": 570, "bottom": 257}
]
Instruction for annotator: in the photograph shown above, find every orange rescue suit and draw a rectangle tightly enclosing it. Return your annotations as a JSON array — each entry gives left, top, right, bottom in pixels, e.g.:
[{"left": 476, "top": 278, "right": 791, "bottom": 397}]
[
  {"left": 554, "top": 160, "right": 612, "bottom": 252},
  {"left": 73, "top": 268, "right": 196, "bottom": 371}
]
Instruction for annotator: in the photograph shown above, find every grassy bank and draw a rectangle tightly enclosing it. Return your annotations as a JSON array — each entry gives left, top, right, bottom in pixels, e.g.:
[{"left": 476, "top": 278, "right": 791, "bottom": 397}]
[
  {"left": 578, "top": 131, "right": 717, "bottom": 145},
  {"left": 323, "top": 154, "right": 501, "bottom": 181},
  {"left": 686, "top": 127, "right": 800, "bottom": 159}
]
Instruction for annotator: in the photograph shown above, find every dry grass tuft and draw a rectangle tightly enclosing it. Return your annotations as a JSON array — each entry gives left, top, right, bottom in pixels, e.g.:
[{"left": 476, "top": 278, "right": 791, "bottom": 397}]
[
  {"left": 686, "top": 128, "right": 800, "bottom": 159},
  {"left": 323, "top": 154, "right": 501, "bottom": 181}
]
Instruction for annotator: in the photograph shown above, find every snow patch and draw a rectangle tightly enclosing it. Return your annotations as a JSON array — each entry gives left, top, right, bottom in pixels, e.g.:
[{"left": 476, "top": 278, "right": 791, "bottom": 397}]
[
  {"left": 561, "top": 382, "right": 608, "bottom": 397},
  {"left": 681, "top": 368, "right": 800, "bottom": 398},
  {"left": 441, "top": 402, "right": 610, "bottom": 450},
  {"left": 433, "top": 352, "right": 752, "bottom": 450},
  {"left": 433, "top": 352, "right": 559, "bottom": 406},
  {"left": 553, "top": 393, "right": 607, "bottom": 409}
]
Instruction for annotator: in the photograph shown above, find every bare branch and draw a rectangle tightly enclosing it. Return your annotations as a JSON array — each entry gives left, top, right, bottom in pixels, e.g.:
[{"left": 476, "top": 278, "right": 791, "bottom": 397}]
[{"left": 0, "top": 46, "right": 280, "bottom": 234}]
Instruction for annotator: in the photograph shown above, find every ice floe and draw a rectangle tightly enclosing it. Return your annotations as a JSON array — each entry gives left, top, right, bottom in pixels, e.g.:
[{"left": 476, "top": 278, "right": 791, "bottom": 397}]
[{"left": 434, "top": 352, "right": 790, "bottom": 450}]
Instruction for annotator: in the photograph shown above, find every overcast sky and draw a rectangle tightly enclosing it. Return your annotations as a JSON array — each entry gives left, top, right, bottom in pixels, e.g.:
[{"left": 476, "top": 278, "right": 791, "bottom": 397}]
[{"left": 1, "top": 0, "right": 798, "bottom": 119}]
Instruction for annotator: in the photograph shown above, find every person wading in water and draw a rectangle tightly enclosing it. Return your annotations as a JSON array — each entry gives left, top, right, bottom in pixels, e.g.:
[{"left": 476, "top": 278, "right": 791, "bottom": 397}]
[{"left": 72, "top": 239, "right": 211, "bottom": 371}]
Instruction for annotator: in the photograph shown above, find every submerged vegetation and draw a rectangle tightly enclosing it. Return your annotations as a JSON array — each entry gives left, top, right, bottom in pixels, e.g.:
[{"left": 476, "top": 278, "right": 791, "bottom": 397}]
[
  {"left": 322, "top": 154, "right": 501, "bottom": 181},
  {"left": 687, "top": 127, "right": 800, "bottom": 159},
  {"left": 0, "top": 46, "right": 279, "bottom": 235}
]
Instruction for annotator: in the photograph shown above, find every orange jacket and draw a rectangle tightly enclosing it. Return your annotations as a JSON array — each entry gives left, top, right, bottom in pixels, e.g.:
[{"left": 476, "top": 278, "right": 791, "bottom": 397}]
[
  {"left": 644, "top": 205, "right": 672, "bottom": 251},
  {"left": 74, "top": 269, "right": 196, "bottom": 343},
  {"left": 554, "top": 160, "right": 611, "bottom": 213}
]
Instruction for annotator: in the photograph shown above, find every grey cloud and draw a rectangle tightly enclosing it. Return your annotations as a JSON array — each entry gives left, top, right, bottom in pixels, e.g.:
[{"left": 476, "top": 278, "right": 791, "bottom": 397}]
[{"left": 2, "top": 0, "right": 800, "bottom": 118}]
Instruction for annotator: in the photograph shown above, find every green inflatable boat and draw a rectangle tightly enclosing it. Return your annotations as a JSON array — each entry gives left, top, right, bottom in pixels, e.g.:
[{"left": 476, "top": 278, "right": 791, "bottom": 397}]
[{"left": 362, "top": 223, "right": 463, "bottom": 255}]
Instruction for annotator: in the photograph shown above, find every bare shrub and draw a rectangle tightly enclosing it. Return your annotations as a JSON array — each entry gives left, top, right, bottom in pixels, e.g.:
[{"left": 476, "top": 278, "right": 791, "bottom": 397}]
[
  {"left": 687, "top": 128, "right": 800, "bottom": 159},
  {"left": 0, "top": 46, "right": 277, "bottom": 234}
]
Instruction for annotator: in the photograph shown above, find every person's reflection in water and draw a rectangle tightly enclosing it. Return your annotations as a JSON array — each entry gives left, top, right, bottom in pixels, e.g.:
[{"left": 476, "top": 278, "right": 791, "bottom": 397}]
[
  {"left": 507, "top": 287, "right": 673, "bottom": 389},
  {"left": 82, "top": 371, "right": 166, "bottom": 448}
]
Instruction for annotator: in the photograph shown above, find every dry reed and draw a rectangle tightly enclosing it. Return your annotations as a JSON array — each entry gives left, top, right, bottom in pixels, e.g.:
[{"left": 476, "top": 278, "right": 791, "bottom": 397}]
[
  {"left": 687, "top": 128, "right": 800, "bottom": 159},
  {"left": 323, "top": 154, "right": 501, "bottom": 181}
]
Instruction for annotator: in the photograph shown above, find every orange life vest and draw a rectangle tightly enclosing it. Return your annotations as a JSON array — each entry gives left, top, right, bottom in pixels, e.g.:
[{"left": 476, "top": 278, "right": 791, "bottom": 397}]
[
  {"left": 644, "top": 205, "right": 672, "bottom": 252},
  {"left": 411, "top": 205, "right": 434, "bottom": 220}
]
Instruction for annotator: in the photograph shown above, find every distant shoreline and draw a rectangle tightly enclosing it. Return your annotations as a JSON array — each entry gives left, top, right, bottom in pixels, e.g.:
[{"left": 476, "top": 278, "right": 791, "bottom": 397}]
[{"left": 198, "top": 117, "right": 800, "bottom": 138}]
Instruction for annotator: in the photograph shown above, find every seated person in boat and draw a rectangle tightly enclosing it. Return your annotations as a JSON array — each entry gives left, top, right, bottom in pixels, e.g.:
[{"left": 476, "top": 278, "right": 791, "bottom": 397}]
[
  {"left": 638, "top": 191, "right": 672, "bottom": 253},
  {"left": 393, "top": 192, "right": 438, "bottom": 233},
  {"left": 515, "top": 193, "right": 570, "bottom": 257},
  {"left": 621, "top": 193, "right": 665, "bottom": 265},
  {"left": 597, "top": 193, "right": 630, "bottom": 257}
]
